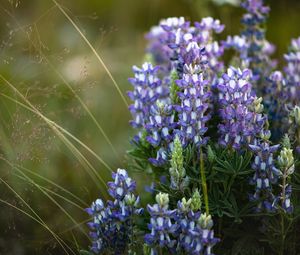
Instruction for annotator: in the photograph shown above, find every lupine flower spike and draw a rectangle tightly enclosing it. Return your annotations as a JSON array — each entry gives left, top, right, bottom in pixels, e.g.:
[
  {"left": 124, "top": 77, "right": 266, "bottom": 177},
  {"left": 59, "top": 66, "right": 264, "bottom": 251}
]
[
  {"left": 86, "top": 169, "right": 143, "bottom": 254},
  {"left": 273, "top": 136, "right": 295, "bottom": 213}
]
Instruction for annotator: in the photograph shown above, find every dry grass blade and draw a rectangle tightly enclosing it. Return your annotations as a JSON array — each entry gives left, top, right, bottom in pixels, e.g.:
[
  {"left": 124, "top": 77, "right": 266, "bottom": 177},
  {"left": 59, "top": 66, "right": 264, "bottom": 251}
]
[
  {"left": 14, "top": 173, "right": 86, "bottom": 211},
  {"left": 0, "top": 91, "right": 107, "bottom": 189},
  {"left": 0, "top": 78, "right": 111, "bottom": 192},
  {"left": 52, "top": 0, "right": 129, "bottom": 108},
  {"left": 0, "top": 5, "right": 120, "bottom": 168},
  {"left": 0, "top": 76, "right": 112, "bottom": 172},
  {"left": 15, "top": 170, "right": 91, "bottom": 241},
  {"left": 5, "top": 159, "right": 89, "bottom": 207},
  {"left": 0, "top": 178, "right": 75, "bottom": 255}
]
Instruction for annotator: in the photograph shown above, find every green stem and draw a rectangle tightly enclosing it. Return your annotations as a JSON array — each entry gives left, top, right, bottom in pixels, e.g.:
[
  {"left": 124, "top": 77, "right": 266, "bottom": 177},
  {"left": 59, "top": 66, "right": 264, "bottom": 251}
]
[
  {"left": 279, "top": 167, "right": 288, "bottom": 255},
  {"left": 200, "top": 148, "right": 209, "bottom": 215},
  {"left": 280, "top": 213, "right": 285, "bottom": 255},
  {"left": 159, "top": 248, "right": 163, "bottom": 255}
]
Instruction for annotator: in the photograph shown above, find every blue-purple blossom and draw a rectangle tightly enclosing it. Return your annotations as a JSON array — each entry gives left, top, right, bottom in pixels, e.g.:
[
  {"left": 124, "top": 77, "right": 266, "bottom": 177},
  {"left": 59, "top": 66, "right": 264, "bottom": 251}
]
[
  {"left": 146, "top": 101, "right": 175, "bottom": 146},
  {"left": 217, "top": 67, "right": 265, "bottom": 150},
  {"left": 264, "top": 71, "right": 289, "bottom": 138},
  {"left": 241, "top": 0, "right": 276, "bottom": 81},
  {"left": 224, "top": 0, "right": 275, "bottom": 93},
  {"left": 273, "top": 145, "right": 295, "bottom": 214},
  {"left": 150, "top": 16, "right": 224, "bottom": 78},
  {"left": 265, "top": 71, "right": 286, "bottom": 115},
  {"left": 128, "top": 62, "right": 166, "bottom": 133},
  {"left": 145, "top": 100, "right": 177, "bottom": 166},
  {"left": 249, "top": 137, "right": 280, "bottom": 212},
  {"left": 224, "top": 35, "right": 248, "bottom": 60},
  {"left": 176, "top": 62, "right": 211, "bottom": 148},
  {"left": 107, "top": 169, "right": 137, "bottom": 200},
  {"left": 289, "top": 106, "right": 300, "bottom": 148},
  {"left": 175, "top": 197, "right": 219, "bottom": 255},
  {"left": 284, "top": 37, "right": 300, "bottom": 105},
  {"left": 145, "top": 193, "right": 178, "bottom": 254},
  {"left": 146, "top": 25, "right": 172, "bottom": 69},
  {"left": 194, "top": 17, "right": 225, "bottom": 74},
  {"left": 86, "top": 169, "right": 143, "bottom": 254}
]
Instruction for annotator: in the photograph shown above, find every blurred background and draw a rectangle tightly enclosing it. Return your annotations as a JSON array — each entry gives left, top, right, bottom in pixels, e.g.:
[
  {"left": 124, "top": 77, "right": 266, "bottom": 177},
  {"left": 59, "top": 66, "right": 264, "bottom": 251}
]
[{"left": 0, "top": 0, "right": 300, "bottom": 254}]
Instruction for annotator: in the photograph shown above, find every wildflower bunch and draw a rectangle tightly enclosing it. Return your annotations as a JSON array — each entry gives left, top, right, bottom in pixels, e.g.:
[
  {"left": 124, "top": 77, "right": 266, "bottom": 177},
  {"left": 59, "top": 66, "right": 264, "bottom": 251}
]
[
  {"left": 249, "top": 131, "right": 280, "bottom": 212},
  {"left": 217, "top": 67, "right": 265, "bottom": 150},
  {"left": 86, "top": 169, "right": 143, "bottom": 254},
  {"left": 84, "top": 0, "right": 300, "bottom": 254}
]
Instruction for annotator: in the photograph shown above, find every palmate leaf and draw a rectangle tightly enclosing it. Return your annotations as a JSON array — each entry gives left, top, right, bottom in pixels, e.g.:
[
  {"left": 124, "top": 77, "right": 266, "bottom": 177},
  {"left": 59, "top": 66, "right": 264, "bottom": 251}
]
[{"left": 214, "top": 149, "right": 253, "bottom": 176}]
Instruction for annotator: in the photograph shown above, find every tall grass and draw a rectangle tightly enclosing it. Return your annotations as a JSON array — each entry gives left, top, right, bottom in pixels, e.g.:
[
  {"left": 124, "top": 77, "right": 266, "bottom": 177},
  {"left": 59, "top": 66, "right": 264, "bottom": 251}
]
[{"left": 0, "top": 0, "right": 130, "bottom": 253}]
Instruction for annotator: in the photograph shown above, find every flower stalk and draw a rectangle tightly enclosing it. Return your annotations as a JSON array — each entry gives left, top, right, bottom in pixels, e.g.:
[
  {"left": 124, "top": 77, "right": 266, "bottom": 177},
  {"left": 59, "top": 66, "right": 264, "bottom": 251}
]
[{"left": 200, "top": 148, "right": 209, "bottom": 215}]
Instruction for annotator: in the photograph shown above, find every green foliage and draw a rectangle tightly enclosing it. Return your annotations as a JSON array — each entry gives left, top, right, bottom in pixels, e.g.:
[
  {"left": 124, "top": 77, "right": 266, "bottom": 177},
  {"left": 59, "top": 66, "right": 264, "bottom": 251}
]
[{"left": 170, "top": 69, "right": 180, "bottom": 105}]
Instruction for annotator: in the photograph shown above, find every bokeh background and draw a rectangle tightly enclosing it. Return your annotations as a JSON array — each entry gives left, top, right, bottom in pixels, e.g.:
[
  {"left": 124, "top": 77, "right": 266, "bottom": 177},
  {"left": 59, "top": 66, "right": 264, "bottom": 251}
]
[{"left": 0, "top": 0, "right": 300, "bottom": 254}]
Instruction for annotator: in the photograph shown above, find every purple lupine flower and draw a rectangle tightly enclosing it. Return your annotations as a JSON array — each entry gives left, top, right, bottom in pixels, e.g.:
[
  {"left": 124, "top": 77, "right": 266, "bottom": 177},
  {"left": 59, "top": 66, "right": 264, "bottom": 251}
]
[
  {"left": 176, "top": 62, "right": 211, "bottom": 147},
  {"left": 194, "top": 17, "right": 224, "bottom": 38},
  {"left": 146, "top": 101, "right": 176, "bottom": 148},
  {"left": 108, "top": 169, "right": 137, "bottom": 200},
  {"left": 264, "top": 71, "right": 289, "bottom": 138},
  {"left": 265, "top": 71, "right": 286, "bottom": 111},
  {"left": 284, "top": 37, "right": 300, "bottom": 105},
  {"left": 223, "top": 35, "right": 248, "bottom": 61},
  {"left": 240, "top": 0, "right": 276, "bottom": 82},
  {"left": 241, "top": 0, "right": 269, "bottom": 15},
  {"left": 249, "top": 137, "right": 280, "bottom": 212},
  {"left": 217, "top": 67, "right": 265, "bottom": 150},
  {"left": 175, "top": 197, "right": 219, "bottom": 255},
  {"left": 198, "top": 213, "right": 220, "bottom": 255},
  {"left": 128, "top": 62, "right": 167, "bottom": 140},
  {"left": 145, "top": 193, "right": 178, "bottom": 254},
  {"left": 160, "top": 17, "right": 224, "bottom": 77},
  {"left": 224, "top": 0, "right": 275, "bottom": 93},
  {"left": 274, "top": 184, "right": 293, "bottom": 214},
  {"left": 149, "top": 147, "right": 169, "bottom": 167},
  {"left": 158, "top": 17, "right": 191, "bottom": 74},
  {"left": 145, "top": 100, "right": 177, "bottom": 166},
  {"left": 86, "top": 169, "right": 143, "bottom": 254},
  {"left": 194, "top": 17, "right": 225, "bottom": 74},
  {"left": 145, "top": 17, "right": 189, "bottom": 72},
  {"left": 146, "top": 25, "right": 172, "bottom": 69},
  {"left": 160, "top": 17, "right": 189, "bottom": 32},
  {"left": 273, "top": 144, "right": 295, "bottom": 214}
]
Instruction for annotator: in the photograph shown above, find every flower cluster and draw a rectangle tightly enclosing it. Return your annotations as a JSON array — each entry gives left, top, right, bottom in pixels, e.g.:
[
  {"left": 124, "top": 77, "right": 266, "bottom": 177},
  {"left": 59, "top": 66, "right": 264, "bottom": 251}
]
[
  {"left": 289, "top": 106, "right": 300, "bottom": 150},
  {"left": 146, "top": 101, "right": 176, "bottom": 166},
  {"left": 144, "top": 193, "right": 178, "bottom": 254},
  {"left": 175, "top": 191, "right": 219, "bottom": 255},
  {"left": 84, "top": 0, "right": 300, "bottom": 254},
  {"left": 249, "top": 133, "right": 280, "bottom": 212},
  {"left": 176, "top": 62, "right": 211, "bottom": 148},
  {"left": 144, "top": 192, "right": 219, "bottom": 255},
  {"left": 128, "top": 63, "right": 166, "bottom": 138},
  {"left": 224, "top": 0, "right": 276, "bottom": 94},
  {"left": 86, "top": 169, "right": 143, "bottom": 254},
  {"left": 265, "top": 71, "right": 287, "bottom": 124},
  {"left": 146, "top": 16, "right": 224, "bottom": 77},
  {"left": 217, "top": 67, "right": 265, "bottom": 150},
  {"left": 240, "top": 0, "right": 276, "bottom": 82},
  {"left": 274, "top": 137, "right": 295, "bottom": 213},
  {"left": 284, "top": 37, "right": 300, "bottom": 105},
  {"left": 129, "top": 17, "right": 224, "bottom": 166}
]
